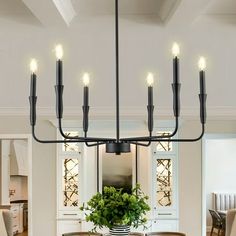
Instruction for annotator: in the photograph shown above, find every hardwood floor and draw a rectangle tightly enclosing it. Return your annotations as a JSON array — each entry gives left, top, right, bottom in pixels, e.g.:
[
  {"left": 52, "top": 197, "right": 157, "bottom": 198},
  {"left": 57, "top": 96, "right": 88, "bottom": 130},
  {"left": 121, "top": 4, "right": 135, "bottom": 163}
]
[
  {"left": 16, "top": 231, "right": 28, "bottom": 236},
  {"left": 207, "top": 232, "right": 224, "bottom": 236}
]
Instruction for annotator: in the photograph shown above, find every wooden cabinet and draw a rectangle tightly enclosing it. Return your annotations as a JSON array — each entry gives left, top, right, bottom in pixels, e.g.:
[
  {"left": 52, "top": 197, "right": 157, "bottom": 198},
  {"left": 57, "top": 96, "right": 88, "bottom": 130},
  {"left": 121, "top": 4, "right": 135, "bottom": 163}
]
[
  {"left": 11, "top": 203, "right": 24, "bottom": 234},
  {"left": 151, "top": 219, "right": 179, "bottom": 232},
  {"left": 57, "top": 220, "right": 82, "bottom": 236},
  {"left": 56, "top": 130, "right": 84, "bottom": 235},
  {"left": 150, "top": 126, "right": 179, "bottom": 231}
]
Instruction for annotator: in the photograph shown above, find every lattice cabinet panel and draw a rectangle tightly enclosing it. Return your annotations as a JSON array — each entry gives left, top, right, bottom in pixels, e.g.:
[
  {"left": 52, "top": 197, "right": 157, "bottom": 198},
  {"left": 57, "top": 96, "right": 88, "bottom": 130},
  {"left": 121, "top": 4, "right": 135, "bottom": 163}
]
[
  {"left": 62, "top": 131, "right": 82, "bottom": 153},
  {"left": 152, "top": 127, "right": 178, "bottom": 221},
  {"left": 57, "top": 129, "right": 83, "bottom": 217},
  {"left": 155, "top": 132, "right": 173, "bottom": 153},
  {"left": 156, "top": 159, "right": 173, "bottom": 207},
  {"left": 62, "top": 158, "right": 79, "bottom": 207}
]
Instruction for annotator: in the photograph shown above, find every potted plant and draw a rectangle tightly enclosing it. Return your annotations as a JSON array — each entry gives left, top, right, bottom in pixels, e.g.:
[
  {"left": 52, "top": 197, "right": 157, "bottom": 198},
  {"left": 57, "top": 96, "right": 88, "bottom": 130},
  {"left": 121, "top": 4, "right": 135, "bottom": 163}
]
[{"left": 80, "top": 184, "right": 150, "bottom": 235}]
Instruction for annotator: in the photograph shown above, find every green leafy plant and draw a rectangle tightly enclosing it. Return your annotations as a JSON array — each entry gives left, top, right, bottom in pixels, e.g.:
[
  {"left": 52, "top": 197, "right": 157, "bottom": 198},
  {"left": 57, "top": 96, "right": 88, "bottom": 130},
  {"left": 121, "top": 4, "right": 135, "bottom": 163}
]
[{"left": 80, "top": 184, "right": 150, "bottom": 231}]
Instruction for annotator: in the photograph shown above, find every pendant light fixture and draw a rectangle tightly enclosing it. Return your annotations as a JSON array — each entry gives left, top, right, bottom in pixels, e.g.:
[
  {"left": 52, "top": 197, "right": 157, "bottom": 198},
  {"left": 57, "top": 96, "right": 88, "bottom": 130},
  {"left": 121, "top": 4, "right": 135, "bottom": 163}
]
[{"left": 29, "top": 0, "right": 207, "bottom": 155}]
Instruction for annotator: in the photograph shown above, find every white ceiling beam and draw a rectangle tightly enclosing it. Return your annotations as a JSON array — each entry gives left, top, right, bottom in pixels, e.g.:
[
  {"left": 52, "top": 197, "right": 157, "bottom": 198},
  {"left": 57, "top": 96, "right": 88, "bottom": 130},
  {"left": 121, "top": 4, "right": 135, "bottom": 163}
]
[
  {"left": 159, "top": 0, "right": 181, "bottom": 23},
  {"left": 22, "top": 0, "right": 76, "bottom": 27},
  {"left": 165, "top": 0, "right": 213, "bottom": 26},
  {"left": 52, "top": 0, "right": 76, "bottom": 26}
]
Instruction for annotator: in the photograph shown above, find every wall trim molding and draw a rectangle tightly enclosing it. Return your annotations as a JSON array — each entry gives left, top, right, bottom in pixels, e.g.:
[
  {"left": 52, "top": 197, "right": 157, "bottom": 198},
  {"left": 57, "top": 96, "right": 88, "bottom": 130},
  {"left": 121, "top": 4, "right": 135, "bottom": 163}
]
[{"left": 0, "top": 106, "right": 236, "bottom": 120}]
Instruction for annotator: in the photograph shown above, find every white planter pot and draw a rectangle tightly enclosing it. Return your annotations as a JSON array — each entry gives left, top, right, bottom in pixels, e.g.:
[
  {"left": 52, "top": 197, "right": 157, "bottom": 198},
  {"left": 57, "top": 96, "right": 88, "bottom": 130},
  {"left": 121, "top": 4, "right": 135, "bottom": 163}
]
[{"left": 109, "top": 225, "right": 131, "bottom": 236}]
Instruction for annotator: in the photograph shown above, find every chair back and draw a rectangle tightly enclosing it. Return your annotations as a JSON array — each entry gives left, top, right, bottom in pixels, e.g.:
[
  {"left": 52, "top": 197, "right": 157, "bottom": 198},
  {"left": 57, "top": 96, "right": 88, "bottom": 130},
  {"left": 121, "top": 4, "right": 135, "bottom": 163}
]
[
  {"left": 62, "top": 232, "right": 102, "bottom": 236},
  {"left": 146, "top": 232, "right": 186, "bottom": 236},
  {"left": 209, "top": 209, "right": 222, "bottom": 227},
  {"left": 213, "top": 193, "right": 236, "bottom": 211}
]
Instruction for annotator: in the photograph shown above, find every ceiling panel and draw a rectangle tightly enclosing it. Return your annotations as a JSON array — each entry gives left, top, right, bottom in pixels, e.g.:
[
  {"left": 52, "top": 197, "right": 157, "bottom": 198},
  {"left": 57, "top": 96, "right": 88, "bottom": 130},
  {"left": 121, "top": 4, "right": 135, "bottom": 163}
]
[
  {"left": 205, "top": 0, "right": 236, "bottom": 15},
  {"left": 71, "top": 0, "right": 178, "bottom": 23},
  {"left": 0, "top": 0, "right": 39, "bottom": 24},
  {"left": 72, "top": 0, "right": 162, "bottom": 15}
]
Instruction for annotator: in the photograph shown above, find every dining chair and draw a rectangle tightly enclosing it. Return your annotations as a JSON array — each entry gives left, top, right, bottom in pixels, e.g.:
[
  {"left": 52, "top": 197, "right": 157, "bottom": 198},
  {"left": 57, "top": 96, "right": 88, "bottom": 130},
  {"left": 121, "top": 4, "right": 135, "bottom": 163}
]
[
  {"left": 62, "top": 232, "right": 102, "bottom": 236},
  {"left": 209, "top": 209, "right": 223, "bottom": 236},
  {"left": 146, "top": 232, "right": 186, "bottom": 236},
  {"left": 218, "top": 211, "right": 226, "bottom": 235}
]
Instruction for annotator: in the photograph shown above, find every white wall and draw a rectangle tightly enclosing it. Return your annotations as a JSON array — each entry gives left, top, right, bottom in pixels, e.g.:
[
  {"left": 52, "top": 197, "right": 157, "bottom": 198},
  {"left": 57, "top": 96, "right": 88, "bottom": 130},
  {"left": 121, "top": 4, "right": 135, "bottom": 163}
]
[{"left": 205, "top": 138, "right": 236, "bottom": 227}]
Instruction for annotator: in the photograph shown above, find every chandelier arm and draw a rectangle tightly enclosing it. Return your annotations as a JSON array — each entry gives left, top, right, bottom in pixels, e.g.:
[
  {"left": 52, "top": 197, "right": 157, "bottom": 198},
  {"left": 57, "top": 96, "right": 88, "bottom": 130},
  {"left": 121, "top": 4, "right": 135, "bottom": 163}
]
[
  {"left": 130, "top": 141, "right": 151, "bottom": 147},
  {"left": 120, "top": 117, "right": 179, "bottom": 142},
  {"left": 58, "top": 118, "right": 116, "bottom": 142},
  {"left": 32, "top": 126, "right": 87, "bottom": 144},
  {"left": 130, "top": 131, "right": 152, "bottom": 147},
  {"left": 85, "top": 142, "right": 106, "bottom": 147},
  {"left": 121, "top": 124, "right": 205, "bottom": 143},
  {"left": 58, "top": 119, "right": 85, "bottom": 140},
  {"left": 84, "top": 132, "right": 106, "bottom": 147},
  {"left": 163, "top": 124, "right": 205, "bottom": 142}
]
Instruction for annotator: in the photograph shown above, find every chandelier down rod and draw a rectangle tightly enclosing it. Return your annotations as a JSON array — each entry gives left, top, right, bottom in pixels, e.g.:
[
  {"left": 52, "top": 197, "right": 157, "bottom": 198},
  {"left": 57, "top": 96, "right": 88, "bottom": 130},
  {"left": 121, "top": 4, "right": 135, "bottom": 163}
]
[{"left": 28, "top": 0, "right": 207, "bottom": 154}]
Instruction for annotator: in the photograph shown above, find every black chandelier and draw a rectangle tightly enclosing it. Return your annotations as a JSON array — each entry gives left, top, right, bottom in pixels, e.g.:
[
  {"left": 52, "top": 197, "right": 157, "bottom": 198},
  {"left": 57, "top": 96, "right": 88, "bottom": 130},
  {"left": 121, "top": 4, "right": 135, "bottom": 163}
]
[{"left": 29, "top": 0, "right": 207, "bottom": 155}]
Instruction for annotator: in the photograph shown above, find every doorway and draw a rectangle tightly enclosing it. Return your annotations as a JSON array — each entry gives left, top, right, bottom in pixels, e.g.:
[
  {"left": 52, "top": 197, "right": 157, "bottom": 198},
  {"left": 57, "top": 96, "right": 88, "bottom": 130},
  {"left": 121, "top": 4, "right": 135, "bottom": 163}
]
[
  {"left": 0, "top": 135, "right": 32, "bottom": 236},
  {"left": 202, "top": 134, "right": 236, "bottom": 236}
]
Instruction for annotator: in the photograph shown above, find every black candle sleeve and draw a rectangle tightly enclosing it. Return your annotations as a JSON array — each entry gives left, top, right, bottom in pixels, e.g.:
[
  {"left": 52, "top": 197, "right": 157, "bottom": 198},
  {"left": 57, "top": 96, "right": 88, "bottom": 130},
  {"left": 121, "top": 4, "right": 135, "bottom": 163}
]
[
  {"left": 55, "top": 85, "right": 64, "bottom": 119},
  {"left": 83, "top": 86, "right": 90, "bottom": 133},
  {"left": 172, "top": 57, "right": 181, "bottom": 117},
  {"left": 148, "top": 86, "right": 153, "bottom": 106},
  {"left": 200, "top": 71, "right": 206, "bottom": 94},
  {"left": 56, "top": 60, "right": 63, "bottom": 86},
  {"left": 147, "top": 86, "right": 154, "bottom": 133},
  {"left": 30, "top": 73, "right": 36, "bottom": 97},
  {"left": 29, "top": 73, "right": 37, "bottom": 126},
  {"left": 84, "top": 86, "right": 89, "bottom": 107},
  {"left": 199, "top": 71, "right": 207, "bottom": 124},
  {"left": 173, "top": 57, "right": 179, "bottom": 84},
  {"left": 55, "top": 60, "right": 64, "bottom": 119}
]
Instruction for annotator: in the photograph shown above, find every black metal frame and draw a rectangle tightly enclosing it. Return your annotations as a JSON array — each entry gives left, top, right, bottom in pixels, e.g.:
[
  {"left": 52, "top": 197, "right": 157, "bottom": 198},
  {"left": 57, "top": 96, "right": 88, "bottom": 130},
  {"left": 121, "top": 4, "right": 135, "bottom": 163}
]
[{"left": 29, "top": 0, "right": 207, "bottom": 154}]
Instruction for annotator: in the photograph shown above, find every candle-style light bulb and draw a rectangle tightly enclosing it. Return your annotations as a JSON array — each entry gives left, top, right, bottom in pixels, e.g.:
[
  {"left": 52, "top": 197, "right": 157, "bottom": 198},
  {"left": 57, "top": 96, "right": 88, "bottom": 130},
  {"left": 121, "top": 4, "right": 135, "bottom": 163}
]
[
  {"left": 30, "top": 59, "right": 38, "bottom": 74},
  {"left": 83, "top": 73, "right": 90, "bottom": 87},
  {"left": 198, "top": 57, "right": 206, "bottom": 71},
  {"left": 55, "top": 44, "right": 63, "bottom": 60},
  {"left": 172, "top": 42, "right": 180, "bottom": 58},
  {"left": 146, "top": 73, "right": 154, "bottom": 87}
]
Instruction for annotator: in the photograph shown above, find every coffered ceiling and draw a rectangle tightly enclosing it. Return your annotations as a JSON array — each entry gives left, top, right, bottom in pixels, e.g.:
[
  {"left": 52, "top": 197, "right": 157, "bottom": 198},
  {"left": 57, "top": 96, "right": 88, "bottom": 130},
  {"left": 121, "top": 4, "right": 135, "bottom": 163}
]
[
  {"left": 205, "top": 0, "right": 236, "bottom": 15},
  {"left": 0, "top": 0, "right": 235, "bottom": 118}
]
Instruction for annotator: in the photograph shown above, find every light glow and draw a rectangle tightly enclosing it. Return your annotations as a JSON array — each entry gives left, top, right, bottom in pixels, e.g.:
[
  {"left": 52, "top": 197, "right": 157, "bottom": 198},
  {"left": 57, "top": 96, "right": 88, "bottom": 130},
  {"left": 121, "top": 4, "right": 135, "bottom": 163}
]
[
  {"left": 198, "top": 57, "right": 206, "bottom": 71},
  {"left": 55, "top": 44, "right": 63, "bottom": 60},
  {"left": 83, "top": 73, "right": 90, "bottom": 86},
  {"left": 146, "top": 73, "right": 154, "bottom": 87},
  {"left": 172, "top": 42, "right": 180, "bottom": 57},
  {"left": 30, "top": 59, "right": 38, "bottom": 74}
]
